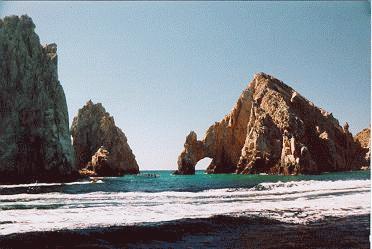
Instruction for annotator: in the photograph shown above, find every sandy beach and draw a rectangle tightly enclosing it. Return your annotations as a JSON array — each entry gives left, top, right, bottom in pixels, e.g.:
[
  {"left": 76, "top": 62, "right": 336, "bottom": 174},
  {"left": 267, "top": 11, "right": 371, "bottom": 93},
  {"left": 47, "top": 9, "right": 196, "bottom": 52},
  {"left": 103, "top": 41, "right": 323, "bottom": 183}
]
[{"left": 0, "top": 215, "right": 369, "bottom": 249}]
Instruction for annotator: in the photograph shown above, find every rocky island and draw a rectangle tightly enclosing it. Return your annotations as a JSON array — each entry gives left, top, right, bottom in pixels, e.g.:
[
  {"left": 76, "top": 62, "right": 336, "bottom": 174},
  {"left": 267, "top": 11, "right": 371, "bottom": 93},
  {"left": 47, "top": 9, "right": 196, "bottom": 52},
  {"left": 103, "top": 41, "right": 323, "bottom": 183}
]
[
  {"left": 71, "top": 100, "right": 139, "bottom": 176},
  {"left": 176, "top": 73, "right": 368, "bottom": 175},
  {"left": 0, "top": 15, "right": 77, "bottom": 183}
]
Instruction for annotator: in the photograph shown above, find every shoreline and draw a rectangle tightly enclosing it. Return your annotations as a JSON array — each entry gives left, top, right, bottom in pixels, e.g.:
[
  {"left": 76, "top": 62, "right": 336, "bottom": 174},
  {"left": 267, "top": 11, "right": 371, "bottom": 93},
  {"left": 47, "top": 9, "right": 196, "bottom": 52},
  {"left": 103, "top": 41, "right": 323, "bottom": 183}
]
[
  {"left": 0, "top": 214, "right": 369, "bottom": 249},
  {"left": 0, "top": 168, "right": 368, "bottom": 185}
]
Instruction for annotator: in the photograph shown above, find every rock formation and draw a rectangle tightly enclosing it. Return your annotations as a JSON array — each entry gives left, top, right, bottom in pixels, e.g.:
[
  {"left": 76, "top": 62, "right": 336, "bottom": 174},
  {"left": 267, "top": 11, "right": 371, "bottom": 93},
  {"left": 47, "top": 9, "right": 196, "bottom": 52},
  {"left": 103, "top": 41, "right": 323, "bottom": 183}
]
[
  {"left": 0, "top": 15, "right": 77, "bottom": 183},
  {"left": 176, "top": 73, "right": 365, "bottom": 175},
  {"left": 71, "top": 101, "right": 139, "bottom": 176},
  {"left": 354, "top": 127, "right": 370, "bottom": 168}
]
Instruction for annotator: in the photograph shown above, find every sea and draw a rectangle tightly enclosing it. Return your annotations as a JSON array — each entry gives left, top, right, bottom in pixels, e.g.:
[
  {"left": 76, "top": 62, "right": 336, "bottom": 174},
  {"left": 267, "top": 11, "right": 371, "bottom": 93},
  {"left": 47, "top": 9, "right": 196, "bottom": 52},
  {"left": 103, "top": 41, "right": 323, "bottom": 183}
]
[{"left": 0, "top": 170, "right": 370, "bottom": 236}]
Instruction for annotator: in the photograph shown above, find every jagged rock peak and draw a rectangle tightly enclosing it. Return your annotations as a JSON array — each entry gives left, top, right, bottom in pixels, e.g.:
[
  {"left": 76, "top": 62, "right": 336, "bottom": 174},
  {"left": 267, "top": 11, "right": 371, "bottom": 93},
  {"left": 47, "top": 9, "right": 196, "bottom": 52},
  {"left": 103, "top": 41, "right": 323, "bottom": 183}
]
[
  {"left": 0, "top": 15, "right": 35, "bottom": 30},
  {"left": 176, "top": 72, "right": 364, "bottom": 175},
  {"left": 0, "top": 15, "right": 77, "bottom": 183},
  {"left": 71, "top": 101, "right": 139, "bottom": 176},
  {"left": 86, "top": 99, "right": 94, "bottom": 106}
]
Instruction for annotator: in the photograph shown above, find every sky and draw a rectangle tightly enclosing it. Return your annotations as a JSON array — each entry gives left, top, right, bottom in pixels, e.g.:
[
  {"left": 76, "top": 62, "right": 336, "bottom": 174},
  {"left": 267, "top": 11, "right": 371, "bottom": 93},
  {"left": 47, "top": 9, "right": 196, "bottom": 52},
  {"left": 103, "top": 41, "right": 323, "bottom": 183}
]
[{"left": 1, "top": 2, "right": 370, "bottom": 170}]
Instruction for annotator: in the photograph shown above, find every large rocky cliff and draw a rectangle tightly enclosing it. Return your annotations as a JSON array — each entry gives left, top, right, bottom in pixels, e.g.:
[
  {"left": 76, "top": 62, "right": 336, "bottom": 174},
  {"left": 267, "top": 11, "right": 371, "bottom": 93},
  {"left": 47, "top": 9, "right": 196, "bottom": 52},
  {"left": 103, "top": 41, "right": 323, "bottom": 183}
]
[
  {"left": 0, "top": 15, "right": 76, "bottom": 183},
  {"left": 71, "top": 101, "right": 139, "bottom": 176},
  {"left": 177, "top": 73, "right": 364, "bottom": 175}
]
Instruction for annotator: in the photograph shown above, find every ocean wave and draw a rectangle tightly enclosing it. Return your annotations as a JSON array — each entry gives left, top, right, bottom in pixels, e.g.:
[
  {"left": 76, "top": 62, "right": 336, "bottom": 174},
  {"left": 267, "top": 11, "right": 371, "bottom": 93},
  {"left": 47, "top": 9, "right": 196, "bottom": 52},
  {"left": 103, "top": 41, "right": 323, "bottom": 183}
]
[
  {"left": 251, "top": 179, "right": 369, "bottom": 192},
  {"left": 0, "top": 179, "right": 369, "bottom": 201},
  {"left": 0, "top": 180, "right": 98, "bottom": 189},
  {"left": 0, "top": 179, "right": 369, "bottom": 235}
]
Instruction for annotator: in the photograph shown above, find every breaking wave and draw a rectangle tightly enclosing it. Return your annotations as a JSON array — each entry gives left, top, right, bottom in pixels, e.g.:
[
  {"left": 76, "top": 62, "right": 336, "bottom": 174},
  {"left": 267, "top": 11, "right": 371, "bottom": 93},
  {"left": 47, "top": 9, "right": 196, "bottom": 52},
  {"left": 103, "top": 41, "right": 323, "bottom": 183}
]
[
  {"left": 0, "top": 181, "right": 97, "bottom": 189},
  {"left": 0, "top": 178, "right": 369, "bottom": 235}
]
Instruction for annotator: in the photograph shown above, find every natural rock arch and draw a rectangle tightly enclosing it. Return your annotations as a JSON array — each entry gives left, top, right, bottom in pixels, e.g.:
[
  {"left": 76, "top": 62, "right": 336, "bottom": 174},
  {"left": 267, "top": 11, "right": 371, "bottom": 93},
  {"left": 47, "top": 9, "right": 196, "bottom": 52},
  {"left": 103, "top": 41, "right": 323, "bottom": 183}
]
[
  {"left": 195, "top": 157, "right": 213, "bottom": 171},
  {"left": 176, "top": 73, "right": 364, "bottom": 175}
]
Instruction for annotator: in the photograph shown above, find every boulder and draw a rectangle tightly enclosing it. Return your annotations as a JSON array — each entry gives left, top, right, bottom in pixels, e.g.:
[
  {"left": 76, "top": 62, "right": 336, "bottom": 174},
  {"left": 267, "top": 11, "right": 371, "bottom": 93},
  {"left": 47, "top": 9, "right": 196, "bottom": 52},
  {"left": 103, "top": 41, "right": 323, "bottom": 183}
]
[
  {"left": 71, "top": 101, "right": 139, "bottom": 176},
  {"left": 0, "top": 15, "right": 77, "bottom": 183},
  {"left": 176, "top": 73, "right": 364, "bottom": 175}
]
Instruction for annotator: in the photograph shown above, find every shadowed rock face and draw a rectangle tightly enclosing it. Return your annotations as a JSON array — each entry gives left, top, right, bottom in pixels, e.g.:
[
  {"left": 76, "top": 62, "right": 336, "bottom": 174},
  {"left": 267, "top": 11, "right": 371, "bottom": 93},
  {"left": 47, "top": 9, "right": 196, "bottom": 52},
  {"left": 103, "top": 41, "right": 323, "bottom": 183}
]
[
  {"left": 0, "top": 15, "right": 77, "bottom": 183},
  {"left": 176, "top": 73, "right": 364, "bottom": 175},
  {"left": 71, "top": 101, "right": 139, "bottom": 176},
  {"left": 354, "top": 127, "right": 370, "bottom": 168}
]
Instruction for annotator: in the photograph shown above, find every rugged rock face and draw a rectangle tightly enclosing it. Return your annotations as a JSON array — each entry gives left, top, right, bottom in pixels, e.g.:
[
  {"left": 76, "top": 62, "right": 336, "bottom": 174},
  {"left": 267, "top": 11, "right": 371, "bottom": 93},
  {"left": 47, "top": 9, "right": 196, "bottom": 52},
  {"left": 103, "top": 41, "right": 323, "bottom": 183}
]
[
  {"left": 71, "top": 101, "right": 139, "bottom": 176},
  {"left": 0, "top": 15, "right": 77, "bottom": 183},
  {"left": 177, "top": 73, "right": 364, "bottom": 175},
  {"left": 354, "top": 127, "right": 370, "bottom": 168}
]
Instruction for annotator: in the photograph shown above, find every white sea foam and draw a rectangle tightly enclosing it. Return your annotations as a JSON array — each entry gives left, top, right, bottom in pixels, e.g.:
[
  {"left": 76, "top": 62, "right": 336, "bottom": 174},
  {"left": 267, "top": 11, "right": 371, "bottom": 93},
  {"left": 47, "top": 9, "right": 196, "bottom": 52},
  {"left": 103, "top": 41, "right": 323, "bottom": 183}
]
[
  {"left": 0, "top": 179, "right": 369, "bottom": 235},
  {"left": 0, "top": 181, "right": 95, "bottom": 189}
]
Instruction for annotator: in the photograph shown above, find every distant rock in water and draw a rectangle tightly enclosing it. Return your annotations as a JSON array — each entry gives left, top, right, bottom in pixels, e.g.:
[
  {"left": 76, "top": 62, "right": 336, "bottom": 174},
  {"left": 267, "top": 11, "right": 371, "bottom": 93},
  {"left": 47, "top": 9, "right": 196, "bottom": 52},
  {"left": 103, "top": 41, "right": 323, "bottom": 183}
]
[
  {"left": 0, "top": 15, "right": 77, "bottom": 183},
  {"left": 71, "top": 100, "right": 139, "bottom": 176},
  {"left": 354, "top": 127, "right": 370, "bottom": 168},
  {"left": 176, "top": 73, "right": 365, "bottom": 175}
]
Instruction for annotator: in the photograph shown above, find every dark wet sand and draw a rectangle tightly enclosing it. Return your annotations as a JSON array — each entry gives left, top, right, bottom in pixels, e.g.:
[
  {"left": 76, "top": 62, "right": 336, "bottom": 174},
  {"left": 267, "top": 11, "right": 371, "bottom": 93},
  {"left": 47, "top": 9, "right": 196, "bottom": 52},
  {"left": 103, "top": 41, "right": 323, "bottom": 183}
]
[{"left": 0, "top": 215, "right": 369, "bottom": 249}]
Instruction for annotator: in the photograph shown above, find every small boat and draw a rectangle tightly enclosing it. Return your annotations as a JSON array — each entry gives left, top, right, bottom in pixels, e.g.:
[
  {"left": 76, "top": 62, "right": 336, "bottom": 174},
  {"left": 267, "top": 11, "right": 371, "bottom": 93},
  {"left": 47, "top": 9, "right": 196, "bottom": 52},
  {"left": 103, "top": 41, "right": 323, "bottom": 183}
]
[{"left": 140, "top": 173, "right": 159, "bottom": 178}]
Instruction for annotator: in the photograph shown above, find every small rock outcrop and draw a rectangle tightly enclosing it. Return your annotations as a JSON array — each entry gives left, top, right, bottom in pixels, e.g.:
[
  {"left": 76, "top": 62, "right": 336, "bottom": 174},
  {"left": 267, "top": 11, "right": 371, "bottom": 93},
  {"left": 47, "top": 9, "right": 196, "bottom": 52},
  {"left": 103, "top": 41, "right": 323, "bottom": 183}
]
[
  {"left": 71, "top": 101, "right": 139, "bottom": 176},
  {"left": 176, "top": 73, "right": 365, "bottom": 175},
  {"left": 0, "top": 15, "right": 77, "bottom": 183},
  {"left": 354, "top": 127, "right": 370, "bottom": 168}
]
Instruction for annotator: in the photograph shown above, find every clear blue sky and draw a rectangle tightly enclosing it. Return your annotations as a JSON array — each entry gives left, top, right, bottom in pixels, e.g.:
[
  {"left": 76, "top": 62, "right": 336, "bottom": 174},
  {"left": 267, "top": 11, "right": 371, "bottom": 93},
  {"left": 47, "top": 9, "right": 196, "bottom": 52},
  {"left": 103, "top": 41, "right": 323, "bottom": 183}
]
[{"left": 1, "top": 2, "right": 370, "bottom": 170}]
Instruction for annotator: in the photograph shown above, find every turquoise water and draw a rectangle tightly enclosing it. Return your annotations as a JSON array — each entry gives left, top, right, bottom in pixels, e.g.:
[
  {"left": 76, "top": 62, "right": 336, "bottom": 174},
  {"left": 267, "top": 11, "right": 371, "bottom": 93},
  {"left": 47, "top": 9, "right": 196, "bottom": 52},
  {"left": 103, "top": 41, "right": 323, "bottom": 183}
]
[
  {"left": 121, "top": 170, "right": 370, "bottom": 193},
  {"left": 0, "top": 170, "right": 370, "bottom": 235},
  {"left": 1, "top": 170, "right": 369, "bottom": 195}
]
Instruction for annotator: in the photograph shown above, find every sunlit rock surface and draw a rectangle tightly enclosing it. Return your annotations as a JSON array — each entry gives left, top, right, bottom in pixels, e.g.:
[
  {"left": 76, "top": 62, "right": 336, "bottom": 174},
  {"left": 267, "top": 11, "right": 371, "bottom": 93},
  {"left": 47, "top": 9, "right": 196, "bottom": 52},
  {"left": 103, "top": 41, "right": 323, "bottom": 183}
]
[
  {"left": 177, "top": 73, "right": 364, "bottom": 175},
  {"left": 354, "top": 127, "right": 370, "bottom": 168},
  {"left": 71, "top": 101, "right": 139, "bottom": 176},
  {"left": 0, "top": 15, "right": 77, "bottom": 183}
]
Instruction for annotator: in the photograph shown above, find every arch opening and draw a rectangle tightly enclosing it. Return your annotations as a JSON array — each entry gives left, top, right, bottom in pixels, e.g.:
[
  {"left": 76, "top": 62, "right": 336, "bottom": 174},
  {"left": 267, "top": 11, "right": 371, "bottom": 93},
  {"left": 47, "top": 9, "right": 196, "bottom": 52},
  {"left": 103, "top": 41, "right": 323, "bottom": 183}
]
[{"left": 195, "top": 157, "right": 212, "bottom": 171}]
